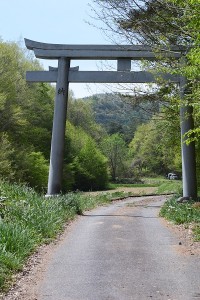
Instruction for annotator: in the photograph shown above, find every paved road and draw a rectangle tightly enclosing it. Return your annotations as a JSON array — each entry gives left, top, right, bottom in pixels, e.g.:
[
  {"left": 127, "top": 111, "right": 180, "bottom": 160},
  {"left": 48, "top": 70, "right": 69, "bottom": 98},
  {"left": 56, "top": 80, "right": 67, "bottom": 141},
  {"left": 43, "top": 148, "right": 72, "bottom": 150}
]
[{"left": 38, "top": 196, "right": 200, "bottom": 300}]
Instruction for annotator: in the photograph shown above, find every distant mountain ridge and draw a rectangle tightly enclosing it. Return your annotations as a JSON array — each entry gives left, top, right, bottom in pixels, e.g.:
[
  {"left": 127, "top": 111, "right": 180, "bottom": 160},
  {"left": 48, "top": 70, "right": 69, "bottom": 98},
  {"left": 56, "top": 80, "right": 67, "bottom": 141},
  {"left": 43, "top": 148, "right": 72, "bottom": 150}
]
[{"left": 82, "top": 93, "right": 160, "bottom": 142}]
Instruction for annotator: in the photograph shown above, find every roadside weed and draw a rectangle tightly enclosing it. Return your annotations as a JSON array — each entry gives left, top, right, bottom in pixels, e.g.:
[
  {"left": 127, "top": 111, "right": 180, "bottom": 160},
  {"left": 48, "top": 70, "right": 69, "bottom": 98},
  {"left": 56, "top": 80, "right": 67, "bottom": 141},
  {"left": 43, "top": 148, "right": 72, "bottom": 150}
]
[
  {"left": 160, "top": 197, "right": 200, "bottom": 240},
  {"left": 0, "top": 181, "right": 113, "bottom": 292}
]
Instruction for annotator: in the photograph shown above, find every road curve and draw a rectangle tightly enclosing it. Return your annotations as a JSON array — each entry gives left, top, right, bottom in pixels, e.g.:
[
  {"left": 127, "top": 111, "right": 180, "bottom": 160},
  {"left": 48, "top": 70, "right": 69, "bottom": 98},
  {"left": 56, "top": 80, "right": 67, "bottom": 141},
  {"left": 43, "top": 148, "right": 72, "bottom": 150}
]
[{"left": 38, "top": 195, "right": 200, "bottom": 300}]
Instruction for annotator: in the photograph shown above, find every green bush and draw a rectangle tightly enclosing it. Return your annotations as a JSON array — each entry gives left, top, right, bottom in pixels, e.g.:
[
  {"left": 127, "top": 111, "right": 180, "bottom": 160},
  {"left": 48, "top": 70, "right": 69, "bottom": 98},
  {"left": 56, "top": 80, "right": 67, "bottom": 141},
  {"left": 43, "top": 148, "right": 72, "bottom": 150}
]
[
  {"left": 72, "top": 138, "right": 108, "bottom": 191},
  {"left": 22, "top": 151, "right": 49, "bottom": 192}
]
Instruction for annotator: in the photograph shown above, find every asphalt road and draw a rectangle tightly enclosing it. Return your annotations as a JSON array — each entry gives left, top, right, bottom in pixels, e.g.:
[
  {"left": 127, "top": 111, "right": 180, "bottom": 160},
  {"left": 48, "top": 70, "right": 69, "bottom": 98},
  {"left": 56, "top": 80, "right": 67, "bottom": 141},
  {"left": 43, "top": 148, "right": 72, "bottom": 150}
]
[{"left": 38, "top": 195, "right": 200, "bottom": 300}]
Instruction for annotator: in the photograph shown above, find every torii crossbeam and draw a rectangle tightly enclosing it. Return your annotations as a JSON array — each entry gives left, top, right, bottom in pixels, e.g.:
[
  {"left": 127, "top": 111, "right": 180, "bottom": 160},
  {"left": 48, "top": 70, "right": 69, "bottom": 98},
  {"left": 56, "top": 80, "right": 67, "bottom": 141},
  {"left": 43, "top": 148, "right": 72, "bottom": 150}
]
[{"left": 25, "top": 38, "right": 197, "bottom": 199}]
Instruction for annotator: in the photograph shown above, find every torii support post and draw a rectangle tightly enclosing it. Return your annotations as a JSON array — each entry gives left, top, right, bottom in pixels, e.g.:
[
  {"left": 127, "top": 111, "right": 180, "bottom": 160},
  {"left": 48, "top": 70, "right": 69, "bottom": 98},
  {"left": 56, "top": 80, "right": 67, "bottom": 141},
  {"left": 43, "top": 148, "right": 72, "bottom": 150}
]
[
  {"left": 47, "top": 58, "right": 70, "bottom": 195},
  {"left": 180, "top": 76, "right": 197, "bottom": 199}
]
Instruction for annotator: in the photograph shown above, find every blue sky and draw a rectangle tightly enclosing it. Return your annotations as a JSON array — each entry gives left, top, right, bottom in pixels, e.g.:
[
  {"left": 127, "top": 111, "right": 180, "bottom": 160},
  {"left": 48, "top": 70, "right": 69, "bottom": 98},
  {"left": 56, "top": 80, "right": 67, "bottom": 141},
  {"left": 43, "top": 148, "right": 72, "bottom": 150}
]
[{"left": 0, "top": 0, "right": 113, "bottom": 98}]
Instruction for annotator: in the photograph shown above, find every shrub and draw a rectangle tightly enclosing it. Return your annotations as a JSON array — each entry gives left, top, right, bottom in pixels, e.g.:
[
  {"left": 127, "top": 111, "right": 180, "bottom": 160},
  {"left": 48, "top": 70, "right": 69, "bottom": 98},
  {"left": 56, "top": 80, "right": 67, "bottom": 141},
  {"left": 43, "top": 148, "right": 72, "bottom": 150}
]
[
  {"left": 22, "top": 151, "right": 49, "bottom": 192},
  {"left": 72, "top": 138, "right": 108, "bottom": 191}
]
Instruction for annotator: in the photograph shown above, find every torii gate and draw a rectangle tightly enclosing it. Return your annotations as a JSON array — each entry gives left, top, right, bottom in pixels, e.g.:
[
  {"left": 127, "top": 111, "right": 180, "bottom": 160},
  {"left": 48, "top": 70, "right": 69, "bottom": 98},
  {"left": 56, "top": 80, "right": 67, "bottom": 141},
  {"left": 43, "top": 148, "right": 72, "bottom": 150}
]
[{"left": 25, "top": 39, "right": 197, "bottom": 199}]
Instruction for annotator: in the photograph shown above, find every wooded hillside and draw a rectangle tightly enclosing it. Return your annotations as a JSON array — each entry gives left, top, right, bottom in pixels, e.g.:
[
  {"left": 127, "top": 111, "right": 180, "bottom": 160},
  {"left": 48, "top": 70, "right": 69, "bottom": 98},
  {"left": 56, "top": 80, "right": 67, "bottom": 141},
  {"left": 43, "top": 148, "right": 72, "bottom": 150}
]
[{"left": 83, "top": 93, "right": 160, "bottom": 142}]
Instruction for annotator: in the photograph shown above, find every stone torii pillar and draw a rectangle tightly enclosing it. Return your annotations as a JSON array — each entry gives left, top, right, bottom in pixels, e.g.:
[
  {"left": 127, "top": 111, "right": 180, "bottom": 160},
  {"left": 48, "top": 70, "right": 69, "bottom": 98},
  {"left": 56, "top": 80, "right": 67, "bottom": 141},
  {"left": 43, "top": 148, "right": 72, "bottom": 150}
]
[
  {"left": 24, "top": 38, "right": 197, "bottom": 199},
  {"left": 180, "top": 76, "right": 197, "bottom": 199},
  {"left": 47, "top": 58, "right": 70, "bottom": 195}
]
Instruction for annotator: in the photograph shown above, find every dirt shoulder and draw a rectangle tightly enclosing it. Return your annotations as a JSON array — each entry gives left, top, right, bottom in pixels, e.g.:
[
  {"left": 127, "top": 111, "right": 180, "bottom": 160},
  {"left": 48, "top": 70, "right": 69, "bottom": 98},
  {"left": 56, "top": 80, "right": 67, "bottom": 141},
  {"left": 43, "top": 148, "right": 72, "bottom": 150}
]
[{"left": 161, "top": 218, "right": 200, "bottom": 256}]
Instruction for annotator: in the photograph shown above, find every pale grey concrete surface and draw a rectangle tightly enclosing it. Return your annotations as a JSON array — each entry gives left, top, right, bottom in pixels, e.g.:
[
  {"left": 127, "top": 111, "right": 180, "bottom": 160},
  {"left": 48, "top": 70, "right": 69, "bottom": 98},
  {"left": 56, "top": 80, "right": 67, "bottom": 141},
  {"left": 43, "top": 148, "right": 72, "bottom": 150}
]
[
  {"left": 38, "top": 196, "right": 200, "bottom": 300},
  {"left": 180, "top": 75, "right": 197, "bottom": 199},
  {"left": 47, "top": 58, "right": 70, "bottom": 195}
]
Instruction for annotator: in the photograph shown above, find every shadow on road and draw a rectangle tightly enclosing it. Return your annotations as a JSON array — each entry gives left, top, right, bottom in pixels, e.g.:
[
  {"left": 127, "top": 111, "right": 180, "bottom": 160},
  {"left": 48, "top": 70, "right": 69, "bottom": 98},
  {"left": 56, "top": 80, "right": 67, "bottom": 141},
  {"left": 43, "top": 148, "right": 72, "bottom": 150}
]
[{"left": 82, "top": 214, "right": 159, "bottom": 219}]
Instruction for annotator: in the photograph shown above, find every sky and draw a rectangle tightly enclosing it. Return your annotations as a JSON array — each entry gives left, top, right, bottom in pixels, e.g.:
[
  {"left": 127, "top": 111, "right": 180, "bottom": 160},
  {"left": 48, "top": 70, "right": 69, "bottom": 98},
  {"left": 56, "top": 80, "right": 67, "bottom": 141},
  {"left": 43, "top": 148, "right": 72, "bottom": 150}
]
[{"left": 0, "top": 0, "right": 117, "bottom": 98}]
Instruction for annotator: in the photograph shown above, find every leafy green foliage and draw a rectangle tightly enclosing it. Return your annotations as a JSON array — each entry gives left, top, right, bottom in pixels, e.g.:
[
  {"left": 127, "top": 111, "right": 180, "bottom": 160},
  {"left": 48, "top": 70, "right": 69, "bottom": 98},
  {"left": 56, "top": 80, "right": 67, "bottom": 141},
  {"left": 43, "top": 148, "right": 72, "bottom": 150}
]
[
  {"left": 0, "top": 40, "right": 109, "bottom": 192},
  {"left": 0, "top": 134, "right": 15, "bottom": 180},
  {"left": 0, "top": 40, "right": 54, "bottom": 191},
  {"left": 21, "top": 152, "right": 49, "bottom": 192},
  {"left": 129, "top": 113, "right": 181, "bottom": 176},
  {"left": 171, "top": 0, "right": 200, "bottom": 78},
  {"left": 72, "top": 138, "right": 108, "bottom": 191},
  {"left": 68, "top": 98, "right": 105, "bottom": 142},
  {"left": 100, "top": 133, "right": 129, "bottom": 181}
]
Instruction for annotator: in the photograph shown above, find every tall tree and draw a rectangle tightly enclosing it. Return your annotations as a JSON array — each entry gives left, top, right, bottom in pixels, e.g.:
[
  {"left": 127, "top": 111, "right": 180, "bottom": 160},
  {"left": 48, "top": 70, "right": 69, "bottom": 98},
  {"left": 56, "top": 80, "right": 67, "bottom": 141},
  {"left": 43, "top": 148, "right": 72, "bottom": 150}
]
[
  {"left": 129, "top": 113, "right": 182, "bottom": 175},
  {"left": 100, "top": 133, "right": 128, "bottom": 180},
  {"left": 92, "top": 0, "right": 187, "bottom": 45},
  {"left": 92, "top": 0, "right": 200, "bottom": 165}
]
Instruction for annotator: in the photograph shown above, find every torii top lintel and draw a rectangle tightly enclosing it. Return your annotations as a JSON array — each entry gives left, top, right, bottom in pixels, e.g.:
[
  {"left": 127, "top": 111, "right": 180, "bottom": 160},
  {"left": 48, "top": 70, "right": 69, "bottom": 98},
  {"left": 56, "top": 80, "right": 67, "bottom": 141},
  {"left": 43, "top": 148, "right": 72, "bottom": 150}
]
[{"left": 25, "top": 38, "right": 185, "bottom": 60}]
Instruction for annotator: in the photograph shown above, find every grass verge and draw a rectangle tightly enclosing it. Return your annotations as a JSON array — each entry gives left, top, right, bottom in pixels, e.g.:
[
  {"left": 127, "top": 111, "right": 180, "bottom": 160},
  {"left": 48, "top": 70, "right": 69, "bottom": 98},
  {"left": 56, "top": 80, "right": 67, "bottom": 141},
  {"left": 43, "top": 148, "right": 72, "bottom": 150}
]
[
  {"left": 155, "top": 180, "right": 182, "bottom": 195},
  {"left": 108, "top": 182, "right": 158, "bottom": 189},
  {"left": 159, "top": 197, "right": 200, "bottom": 241},
  {"left": 108, "top": 178, "right": 182, "bottom": 196},
  {"left": 0, "top": 180, "right": 120, "bottom": 293}
]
